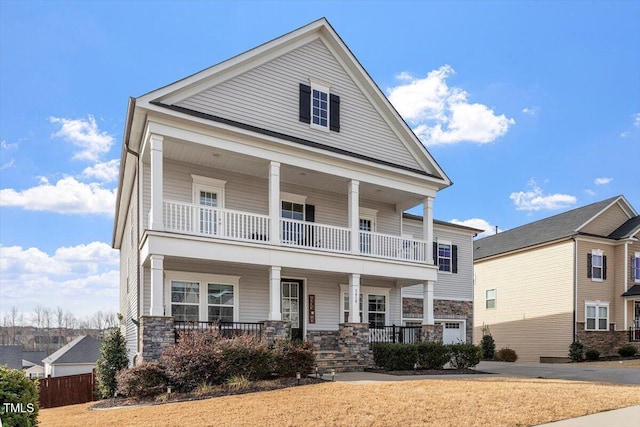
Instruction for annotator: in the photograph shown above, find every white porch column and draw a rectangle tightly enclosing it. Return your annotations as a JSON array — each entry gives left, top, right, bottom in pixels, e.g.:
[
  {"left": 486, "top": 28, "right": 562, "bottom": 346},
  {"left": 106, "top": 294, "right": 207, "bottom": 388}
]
[
  {"left": 348, "top": 273, "right": 361, "bottom": 323},
  {"left": 422, "top": 282, "right": 435, "bottom": 325},
  {"left": 348, "top": 180, "right": 360, "bottom": 255},
  {"left": 269, "top": 161, "right": 281, "bottom": 245},
  {"left": 268, "top": 266, "right": 282, "bottom": 320},
  {"left": 150, "top": 255, "right": 165, "bottom": 316},
  {"left": 149, "top": 134, "right": 164, "bottom": 231},
  {"left": 424, "top": 197, "right": 434, "bottom": 264}
]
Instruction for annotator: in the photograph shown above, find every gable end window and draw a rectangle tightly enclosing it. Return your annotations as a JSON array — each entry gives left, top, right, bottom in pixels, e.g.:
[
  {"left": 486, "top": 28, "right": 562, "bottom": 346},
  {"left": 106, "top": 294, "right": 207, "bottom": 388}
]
[
  {"left": 299, "top": 83, "right": 340, "bottom": 132},
  {"left": 433, "top": 242, "right": 458, "bottom": 273},
  {"left": 587, "top": 250, "right": 607, "bottom": 281}
]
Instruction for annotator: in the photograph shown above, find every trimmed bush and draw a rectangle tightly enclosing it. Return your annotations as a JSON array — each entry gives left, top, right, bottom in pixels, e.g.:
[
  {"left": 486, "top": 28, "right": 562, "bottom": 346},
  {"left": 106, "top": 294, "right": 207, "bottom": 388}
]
[
  {"left": 96, "top": 327, "right": 129, "bottom": 398},
  {"left": 618, "top": 345, "right": 638, "bottom": 357},
  {"left": 372, "top": 343, "right": 417, "bottom": 370},
  {"left": 585, "top": 349, "right": 600, "bottom": 361},
  {"left": 568, "top": 341, "right": 584, "bottom": 362},
  {"left": 116, "top": 361, "right": 167, "bottom": 398},
  {"left": 449, "top": 343, "right": 482, "bottom": 369},
  {"left": 271, "top": 339, "right": 316, "bottom": 377},
  {"left": 496, "top": 347, "right": 518, "bottom": 362},
  {"left": 218, "top": 335, "right": 272, "bottom": 381},
  {"left": 160, "top": 329, "right": 223, "bottom": 392},
  {"left": 415, "top": 342, "right": 450, "bottom": 369},
  {"left": 480, "top": 334, "right": 496, "bottom": 360},
  {"left": 0, "top": 365, "right": 39, "bottom": 427}
]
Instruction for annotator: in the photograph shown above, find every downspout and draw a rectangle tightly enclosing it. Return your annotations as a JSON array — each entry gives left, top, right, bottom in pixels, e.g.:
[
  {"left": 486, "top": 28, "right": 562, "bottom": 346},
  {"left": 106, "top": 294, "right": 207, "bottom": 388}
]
[{"left": 572, "top": 236, "right": 578, "bottom": 342}]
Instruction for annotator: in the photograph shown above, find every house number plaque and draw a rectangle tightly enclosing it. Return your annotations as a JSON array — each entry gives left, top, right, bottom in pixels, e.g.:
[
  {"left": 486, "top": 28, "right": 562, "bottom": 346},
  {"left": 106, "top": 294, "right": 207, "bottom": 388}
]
[{"left": 309, "top": 294, "right": 316, "bottom": 324}]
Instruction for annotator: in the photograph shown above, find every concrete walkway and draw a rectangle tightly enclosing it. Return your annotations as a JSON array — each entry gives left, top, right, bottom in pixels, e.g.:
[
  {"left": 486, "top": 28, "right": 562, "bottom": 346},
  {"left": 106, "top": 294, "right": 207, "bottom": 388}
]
[{"left": 333, "top": 365, "right": 640, "bottom": 426}]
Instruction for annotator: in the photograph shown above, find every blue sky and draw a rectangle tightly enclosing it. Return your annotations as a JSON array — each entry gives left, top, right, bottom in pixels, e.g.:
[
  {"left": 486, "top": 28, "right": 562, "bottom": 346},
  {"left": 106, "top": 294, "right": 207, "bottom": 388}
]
[{"left": 1, "top": 1, "right": 639, "bottom": 320}]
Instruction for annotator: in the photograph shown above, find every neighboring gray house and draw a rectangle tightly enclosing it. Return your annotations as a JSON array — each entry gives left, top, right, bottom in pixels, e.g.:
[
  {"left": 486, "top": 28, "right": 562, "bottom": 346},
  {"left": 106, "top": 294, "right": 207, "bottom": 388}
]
[
  {"left": 43, "top": 335, "right": 101, "bottom": 377},
  {"left": 112, "top": 18, "right": 476, "bottom": 370}
]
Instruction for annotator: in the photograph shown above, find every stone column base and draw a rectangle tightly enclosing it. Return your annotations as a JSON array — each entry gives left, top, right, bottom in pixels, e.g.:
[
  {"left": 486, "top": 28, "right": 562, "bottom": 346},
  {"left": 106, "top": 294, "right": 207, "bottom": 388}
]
[
  {"left": 139, "top": 316, "right": 175, "bottom": 363},
  {"left": 262, "top": 320, "right": 291, "bottom": 342},
  {"left": 338, "top": 323, "right": 372, "bottom": 366}
]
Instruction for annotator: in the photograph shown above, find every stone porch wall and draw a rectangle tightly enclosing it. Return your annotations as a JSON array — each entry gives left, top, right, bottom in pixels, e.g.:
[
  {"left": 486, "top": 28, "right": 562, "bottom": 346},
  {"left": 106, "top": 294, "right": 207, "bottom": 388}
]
[
  {"left": 338, "top": 323, "right": 372, "bottom": 367},
  {"left": 403, "top": 298, "right": 474, "bottom": 343},
  {"left": 139, "top": 316, "right": 175, "bottom": 363},
  {"left": 262, "top": 320, "right": 291, "bottom": 342},
  {"left": 576, "top": 323, "right": 640, "bottom": 357},
  {"left": 307, "top": 330, "right": 339, "bottom": 351}
]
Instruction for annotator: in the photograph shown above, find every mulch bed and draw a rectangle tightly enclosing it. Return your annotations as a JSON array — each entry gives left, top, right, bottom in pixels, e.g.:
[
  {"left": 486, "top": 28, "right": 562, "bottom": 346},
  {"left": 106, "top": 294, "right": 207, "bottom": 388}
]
[
  {"left": 91, "top": 377, "right": 325, "bottom": 410},
  {"left": 365, "top": 367, "right": 490, "bottom": 375}
]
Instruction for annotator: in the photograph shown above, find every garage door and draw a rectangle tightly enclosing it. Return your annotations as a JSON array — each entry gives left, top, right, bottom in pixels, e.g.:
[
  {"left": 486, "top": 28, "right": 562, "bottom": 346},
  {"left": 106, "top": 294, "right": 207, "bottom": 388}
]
[{"left": 441, "top": 321, "right": 465, "bottom": 344}]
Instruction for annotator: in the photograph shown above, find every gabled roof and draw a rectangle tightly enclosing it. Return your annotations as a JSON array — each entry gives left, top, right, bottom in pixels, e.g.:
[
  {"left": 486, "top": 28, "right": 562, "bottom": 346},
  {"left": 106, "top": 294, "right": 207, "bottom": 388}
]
[
  {"left": 609, "top": 215, "right": 640, "bottom": 239},
  {"left": 22, "top": 350, "right": 47, "bottom": 366},
  {"left": 474, "top": 195, "right": 635, "bottom": 260},
  {"left": 43, "top": 336, "right": 101, "bottom": 365},
  {"left": 0, "top": 345, "right": 22, "bottom": 370},
  {"left": 622, "top": 284, "right": 640, "bottom": 297}
]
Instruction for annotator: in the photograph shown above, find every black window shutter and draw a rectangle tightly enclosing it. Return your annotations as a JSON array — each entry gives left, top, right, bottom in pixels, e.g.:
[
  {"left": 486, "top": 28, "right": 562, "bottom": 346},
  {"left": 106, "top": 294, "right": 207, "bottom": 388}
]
[
  {"left": 452, "top": 245, "right": 458, "bottom": 274},
  {"left": 433, "top": 242, "right": 438, "bottom": 265},
  {"left": 329, "top": 94, "right": 340, "bottom": 132},
  {"left": 299, "top": 84, "right": 311, "bottom": 124},
  {"left": 587, "top": 253, "right": 592, "bottom": 278},
  {"left": 603, "top": 256, "right": 607, "bottom": 280}
]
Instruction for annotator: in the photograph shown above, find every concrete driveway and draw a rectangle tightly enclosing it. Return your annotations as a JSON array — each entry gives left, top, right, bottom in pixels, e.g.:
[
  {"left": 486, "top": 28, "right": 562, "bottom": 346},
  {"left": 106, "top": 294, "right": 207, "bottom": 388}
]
[{"left": 476, "top": 361, "right": 640, "bottom": 385}]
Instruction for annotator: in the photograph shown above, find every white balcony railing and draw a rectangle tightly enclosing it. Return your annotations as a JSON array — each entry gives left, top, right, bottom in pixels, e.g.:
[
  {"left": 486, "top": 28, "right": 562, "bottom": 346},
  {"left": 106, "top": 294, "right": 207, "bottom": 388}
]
[
  {"left": 359, "top": 231, "right": 428, "bottom": 263},
  {"left": 163, "top": 201, "right": 270, "bottom": 243},
  {"left": 161, "top": 200, "right": 428, "bottom": 263},
  {"left": 280, "top": 218, "right": 351, "bottom": 253}
]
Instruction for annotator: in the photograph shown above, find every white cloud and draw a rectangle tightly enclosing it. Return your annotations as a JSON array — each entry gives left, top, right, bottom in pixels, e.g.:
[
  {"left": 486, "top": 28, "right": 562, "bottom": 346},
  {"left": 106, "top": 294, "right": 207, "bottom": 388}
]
[
  {"left": 0, "top": 242, "right": 119, "bottom": 318},
  {"left": 620, "top": 131, "right": 630, "bottom": 138},
  {"left": 450, "top": 218, "right": 500, "bottom": 239},
  {"left": 49, "top": 115, "right": 114, "bottom": 162},
  {"left": 634, "top": 113, "right": 640, "bottom": 127},
  {"left": 1, "top": 139, "right": 18, "bottom": 150},
  {"left": 0, "top": 158, "right": 15, "bottom": 170},
  {"left": 594, "top": 177, "right": 612, "bottom": 186},
  {"left": 0, "top": 176, "right": 116, "bottom": 215},
  {"left": 81, "top": 159, "right": 120, "bottom": 182},
  {"left": 521, "top": 106, "right": 539, "bottom": 116},
  {"left": 584, "top": 189, "right": 596, "bottom": 196},
  {"left": 387, "top": 65, "right": 515, "bottom": 145},
  {"left": 509, "top": 179, "right": 577, "bottom": 211}
]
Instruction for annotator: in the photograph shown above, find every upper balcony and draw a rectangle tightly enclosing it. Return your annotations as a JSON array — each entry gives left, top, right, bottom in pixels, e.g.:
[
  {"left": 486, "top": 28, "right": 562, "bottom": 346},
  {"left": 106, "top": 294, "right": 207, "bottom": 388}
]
[{"left": 140, "top": 129, "right": 437, "bottom": 267}]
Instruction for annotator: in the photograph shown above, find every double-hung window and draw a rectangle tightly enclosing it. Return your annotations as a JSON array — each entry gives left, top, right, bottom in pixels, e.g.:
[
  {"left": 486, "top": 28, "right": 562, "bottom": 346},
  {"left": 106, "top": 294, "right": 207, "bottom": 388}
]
[
  {"left": 634, "top": 252, "right": 640, "bottom": 283},
  {"left": 585, "top": 302, "right": 608, "bottom": 331},
  {"left": 191, "top": 175, "right": 226, "bottom": 236},
  {"left": 438, "top": 242, "right": 452, "bottom": 272},
  {"left": 171, "top": 281, "right": 200, "bottom": 322},
  {"left": 299, "top": 80, "right": 340, "bottom": 132},
  {"left": 167, "top": 272, "right": 239, "bottom": 323},
  {"left": 341, "top": 286, "right": 388, "bottom": 327},
  {"left": 485, "top": 289, "right": 496, "bottom": 309},
  {"left": 587, "top": 249, "right": 606, "bottom": 281}
]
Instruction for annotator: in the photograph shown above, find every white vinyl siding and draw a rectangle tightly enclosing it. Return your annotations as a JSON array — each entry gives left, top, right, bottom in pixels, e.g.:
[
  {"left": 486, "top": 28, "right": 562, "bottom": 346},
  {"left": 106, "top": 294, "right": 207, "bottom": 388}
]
[
  {"left": 120, "top": 185, "right": 138, "bottom": 365},
  {"left": 175, "top": 39, "right": 423, "bottom": 171}
]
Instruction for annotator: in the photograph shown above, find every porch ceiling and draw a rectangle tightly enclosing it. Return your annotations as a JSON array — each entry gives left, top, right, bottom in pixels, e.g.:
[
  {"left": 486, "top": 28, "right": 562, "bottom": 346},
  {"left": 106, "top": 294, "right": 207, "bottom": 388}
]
[{"left": 153, "top": 137, "right": 425, "bottom": 208}]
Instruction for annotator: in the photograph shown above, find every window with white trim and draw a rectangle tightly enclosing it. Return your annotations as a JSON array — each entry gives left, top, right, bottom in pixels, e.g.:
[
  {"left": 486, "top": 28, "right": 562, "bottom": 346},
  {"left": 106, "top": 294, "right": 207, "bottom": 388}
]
[
  {"left": 166, "top": 272, "right": 239, "bottom": 323},
  {"left": 192, "top": 175, "right": 226, "bottom": 235},
  {"left": 591, "top": 250, "right": 603, "bottom": 280},
  {"left": 486, "top": 289, "right": 496, "bottom": 309},
  {"left": 359, "top": 208, "right": 377, "bottom": 254},
  {"left": 585, "top": 301, "right": 609, "bottom": 331},
  {"left": 438, "top": 242, "right": 452, "bottom": 272},
  {"left": 341, "top": 286, "right": 388, "bottom": 327},
  {"left": 281, "top": 192, "right": 306, "bottom": 243},
  {"left": 634, "top": 252, "right": 640, "bottom": 282},
  {"left": 311, "top": 86, "right": 329, "bottom": 128},
  {"left": 299, "top": 80, "right": 340, "bottom": 132}
]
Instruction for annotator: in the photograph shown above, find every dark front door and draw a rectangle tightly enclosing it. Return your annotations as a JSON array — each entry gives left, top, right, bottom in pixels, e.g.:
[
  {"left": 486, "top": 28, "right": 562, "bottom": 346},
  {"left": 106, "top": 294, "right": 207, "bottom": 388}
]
[
  {"left": 282, "top": 279, "right": 304, "bottom": 340},
  {"left": 635, "top": 301, "right": 640, "bottom": 328}
]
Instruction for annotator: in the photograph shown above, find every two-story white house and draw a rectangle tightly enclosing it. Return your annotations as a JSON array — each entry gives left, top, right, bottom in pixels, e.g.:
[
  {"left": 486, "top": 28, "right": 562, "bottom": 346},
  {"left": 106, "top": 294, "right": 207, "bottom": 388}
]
[{"left": 112, "top": 18, "right": 466, "bottom": 369}]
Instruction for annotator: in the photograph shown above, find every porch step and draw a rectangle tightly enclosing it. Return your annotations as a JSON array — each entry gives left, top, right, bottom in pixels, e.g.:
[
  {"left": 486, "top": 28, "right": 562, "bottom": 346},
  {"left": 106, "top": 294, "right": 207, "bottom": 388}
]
[{"left": 314, "top": 350, "right": 366, "bottom": 373}]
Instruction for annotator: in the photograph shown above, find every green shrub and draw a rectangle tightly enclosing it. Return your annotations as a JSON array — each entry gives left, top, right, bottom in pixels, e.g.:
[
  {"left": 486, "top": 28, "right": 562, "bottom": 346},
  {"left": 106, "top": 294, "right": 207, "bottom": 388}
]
[
  {"left": 415, "top": 342, "right": 450, "bottom": 369},
  {"left": 480, "top": 335, "right": 496, "bottom": 360},
  {"left": 618, "top": 345, "right": 638, "bottom": 357},
  {"left": 449, "top": 343, "right": 482, "bottom": 369},
  {"left": 218, "top": 335, "right": 273, "bottom": 381},
  {"left": 160, "top": 329, "right": 223, "bottom": 392},
  {"left": 0, "top": 365, "right": 39, "bottom": 427},
  {"left": 116, "top": 361, "right": 167, "bottom": 398},
  {"left": 568, "top": 341, "right": 584, "bottom": 362},
  {"left": 96, "top": 327, "right": 129, "bottom": 398},
  {"left": 496, "top": 347, "right": 518, "bottom": 362},
  {"left": 270, "top": 339, "right": 316, "bottom": 377},
  {"left": 372, "top": 343, "right": 417, "bottom": 370},
  {"left": 585, "top": 349, "right": 600, "bottom": 361}
]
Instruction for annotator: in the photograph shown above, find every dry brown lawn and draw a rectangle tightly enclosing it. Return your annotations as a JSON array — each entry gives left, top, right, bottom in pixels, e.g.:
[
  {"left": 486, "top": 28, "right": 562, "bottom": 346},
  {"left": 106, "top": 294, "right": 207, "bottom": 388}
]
[{"left": 39, "top": 377, "right": 640, "bottom": 427}]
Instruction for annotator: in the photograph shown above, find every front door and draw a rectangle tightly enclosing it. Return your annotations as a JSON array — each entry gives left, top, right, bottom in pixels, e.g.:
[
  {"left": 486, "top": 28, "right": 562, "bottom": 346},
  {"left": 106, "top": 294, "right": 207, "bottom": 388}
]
[
  {"left": 282, "top": 279, "right": 304, "bottom": 340},
  {"left": 634, "top": 301, "right": 640, "bottom": 328}
]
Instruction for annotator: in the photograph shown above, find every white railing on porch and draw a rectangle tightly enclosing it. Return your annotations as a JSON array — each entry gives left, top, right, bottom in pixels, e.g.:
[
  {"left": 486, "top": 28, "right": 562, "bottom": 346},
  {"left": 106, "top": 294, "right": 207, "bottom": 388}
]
[
  {"left": 163, "top": 201, "right": 270, "bottom": 243},
  {"left": 280, "top": 218, "right": 351, "bottom": 253},
  {"left": 162, "top": 200, "right": 429, "bottom": 263},
  {"left": 359, "top": 231, "right": 428, "bottom": 263}
]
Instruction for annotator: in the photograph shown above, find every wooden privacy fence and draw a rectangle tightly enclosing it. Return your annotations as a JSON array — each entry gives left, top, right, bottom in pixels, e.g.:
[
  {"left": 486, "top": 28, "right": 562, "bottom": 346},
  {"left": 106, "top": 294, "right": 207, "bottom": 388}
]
[{"left": 38, "top": 371, "right": 97, "bottom": 408}]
